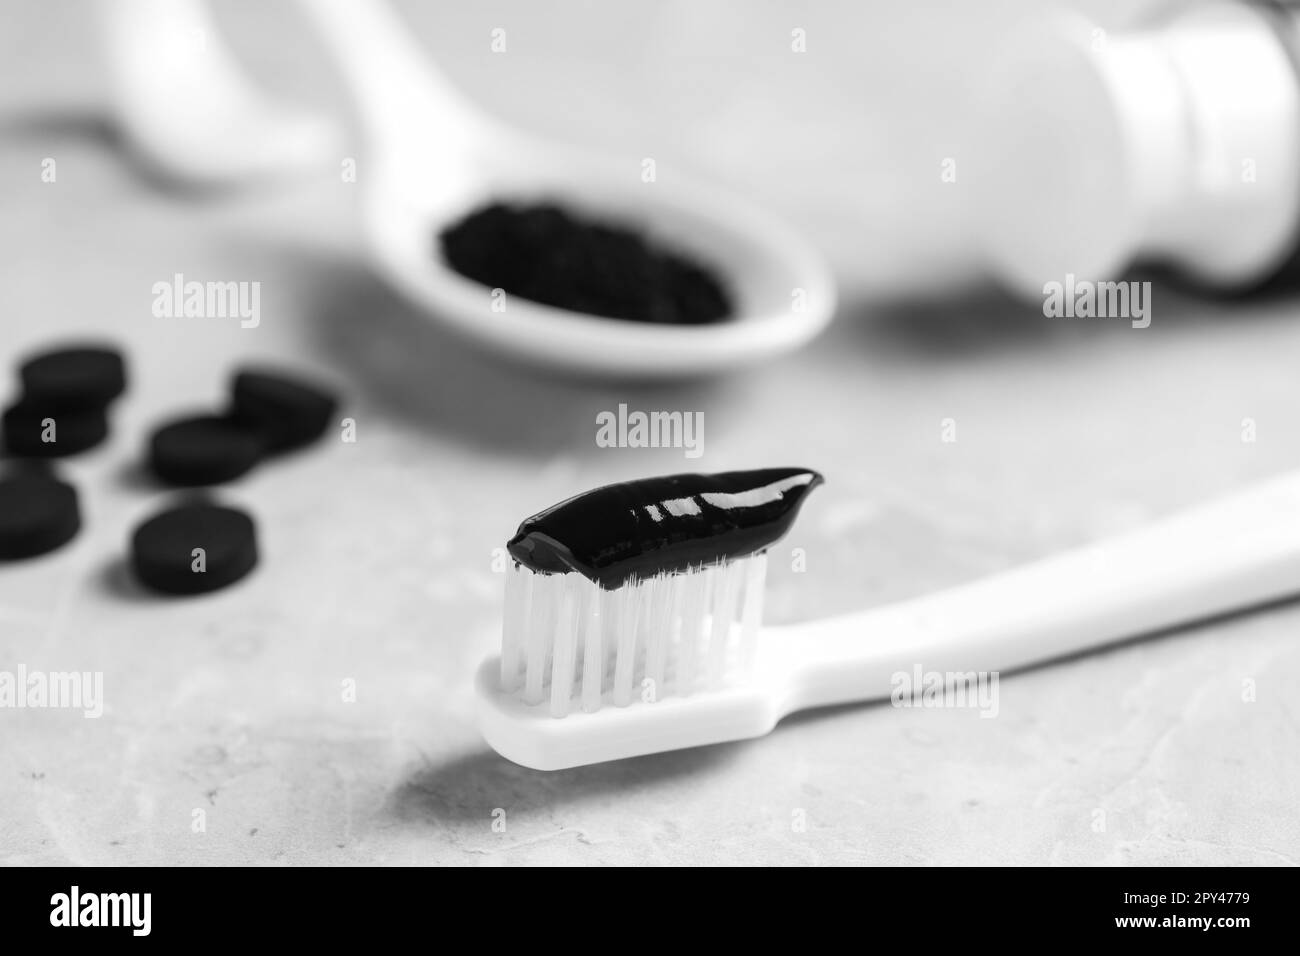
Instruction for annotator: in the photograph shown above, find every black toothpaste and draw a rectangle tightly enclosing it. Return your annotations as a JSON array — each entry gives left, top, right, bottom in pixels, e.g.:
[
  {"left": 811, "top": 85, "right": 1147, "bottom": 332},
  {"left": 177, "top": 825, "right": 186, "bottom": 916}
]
[{"left": 507, "top": 467, "right": 823, "bottom": 589}]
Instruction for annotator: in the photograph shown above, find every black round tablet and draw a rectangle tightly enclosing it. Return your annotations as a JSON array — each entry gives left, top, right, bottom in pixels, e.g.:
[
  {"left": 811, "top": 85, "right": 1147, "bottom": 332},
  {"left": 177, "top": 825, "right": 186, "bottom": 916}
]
[
  {"left": 148, "top": 414, "right": 266, "bottom": 486},
  {"left": 19, "top": 344, "right": 126, "bottom": 408},
  {"left": 3, "top": 401, "right": 110, "bottom": 457},
  {"left": 0, "top": 472, "right": 81, "bottom": 559},
  {"left": 230, "top": 368, "right": 338, "bottom": 453},
  {"left": 130, "top": 502, "right": 258, "bottom": 594}
]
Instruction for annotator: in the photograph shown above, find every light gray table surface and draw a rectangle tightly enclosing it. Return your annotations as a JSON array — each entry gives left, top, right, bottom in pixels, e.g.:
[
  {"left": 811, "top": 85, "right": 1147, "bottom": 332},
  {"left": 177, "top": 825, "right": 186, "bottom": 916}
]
[{"left": 1, "top": 0, "right": 1297, "bottom": 866}]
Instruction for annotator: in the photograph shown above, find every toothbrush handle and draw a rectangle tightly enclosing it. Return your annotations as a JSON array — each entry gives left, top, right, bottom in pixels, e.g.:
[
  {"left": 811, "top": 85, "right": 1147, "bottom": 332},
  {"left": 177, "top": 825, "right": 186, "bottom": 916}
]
[{"left": 771, "top": 471, "right": 1300, "bottom": 715}]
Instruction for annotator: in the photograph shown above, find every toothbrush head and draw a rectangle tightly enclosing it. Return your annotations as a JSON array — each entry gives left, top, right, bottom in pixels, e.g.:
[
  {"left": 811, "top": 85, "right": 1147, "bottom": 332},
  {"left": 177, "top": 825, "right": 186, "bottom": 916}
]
[{"left": 476, "top": 468, "right": 823, "bottom": 770}]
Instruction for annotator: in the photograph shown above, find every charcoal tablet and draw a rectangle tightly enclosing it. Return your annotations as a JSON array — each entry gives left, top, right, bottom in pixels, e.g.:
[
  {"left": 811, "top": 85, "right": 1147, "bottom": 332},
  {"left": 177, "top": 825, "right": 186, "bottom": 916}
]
[
  {"left": 230, "top": 368, "right": 338, "bottom": 453},
  {"left": 3, "top": 401, "right": 110, "bottom": 457},
  {"left": 148, "top": 414, "right": 266, "bottom": 486},
  {"left": 19, "top": 344, "right": 126, "bottom": 408},
  {"left": 130, "top": 502, "right": 258, "bottom": 594},
  {"left": 0, "top": 472, "right": 81, "bottom": 559}
]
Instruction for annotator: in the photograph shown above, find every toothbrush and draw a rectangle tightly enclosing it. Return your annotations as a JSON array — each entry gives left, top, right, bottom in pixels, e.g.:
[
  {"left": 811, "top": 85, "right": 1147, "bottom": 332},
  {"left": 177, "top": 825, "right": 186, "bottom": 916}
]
[{"left": 477, "top": 467, "right": 1300, "bottom": 770}]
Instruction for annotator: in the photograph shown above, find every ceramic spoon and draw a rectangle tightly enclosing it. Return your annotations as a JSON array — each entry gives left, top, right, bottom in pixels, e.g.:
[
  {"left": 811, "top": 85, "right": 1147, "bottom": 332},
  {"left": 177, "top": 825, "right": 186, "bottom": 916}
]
[
  {"left": 296, "top": 0, "right": 836, "bottom": 377},
  {"left": 99, "top": 0, "right": 338, "bottom": 187}
]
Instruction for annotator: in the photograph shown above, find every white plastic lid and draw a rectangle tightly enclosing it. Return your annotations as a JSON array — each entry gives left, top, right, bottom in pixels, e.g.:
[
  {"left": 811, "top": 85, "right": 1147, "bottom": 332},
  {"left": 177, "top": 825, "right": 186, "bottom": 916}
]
[{"left": 973, "top": 1, "right": 1300, "bottom": 295}]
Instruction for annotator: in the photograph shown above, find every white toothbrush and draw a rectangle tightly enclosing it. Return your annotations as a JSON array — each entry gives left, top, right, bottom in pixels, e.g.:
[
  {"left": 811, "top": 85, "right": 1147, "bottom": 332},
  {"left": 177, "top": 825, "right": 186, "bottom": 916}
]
[{"left": 478, "top": 470, "right": 1300, "bottom": 770}]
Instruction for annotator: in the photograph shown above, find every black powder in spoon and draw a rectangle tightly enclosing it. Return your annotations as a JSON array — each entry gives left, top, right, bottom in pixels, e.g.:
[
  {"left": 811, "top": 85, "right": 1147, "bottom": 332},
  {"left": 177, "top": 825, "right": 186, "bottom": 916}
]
[{"left": 438, "top": 202, "right": 733, "bottom": 325}]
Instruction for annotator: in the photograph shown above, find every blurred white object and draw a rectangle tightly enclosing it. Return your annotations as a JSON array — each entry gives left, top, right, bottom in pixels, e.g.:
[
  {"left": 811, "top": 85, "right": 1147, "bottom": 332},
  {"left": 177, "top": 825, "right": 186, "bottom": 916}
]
[
  {"left": 98, "top": 0, "right": 339, "bottom": 187},
  {"left": 296, "top": 0, "right": 836, "bottom": 378},
  {"left": 976, "top": 0, "right": 1300, "bottom": 295}
]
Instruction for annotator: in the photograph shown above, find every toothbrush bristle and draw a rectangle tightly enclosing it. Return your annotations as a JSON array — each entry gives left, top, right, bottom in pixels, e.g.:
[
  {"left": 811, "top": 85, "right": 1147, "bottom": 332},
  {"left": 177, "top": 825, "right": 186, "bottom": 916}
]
[{"left": 500, "top": 554, "right": 768, "bottom": 717}]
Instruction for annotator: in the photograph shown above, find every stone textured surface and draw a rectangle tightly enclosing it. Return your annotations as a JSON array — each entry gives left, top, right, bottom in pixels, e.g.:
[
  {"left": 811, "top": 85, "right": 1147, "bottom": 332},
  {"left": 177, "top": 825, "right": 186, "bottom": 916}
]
[{"left": 2, "top": 0, "right": 1298, "bottom": 866}]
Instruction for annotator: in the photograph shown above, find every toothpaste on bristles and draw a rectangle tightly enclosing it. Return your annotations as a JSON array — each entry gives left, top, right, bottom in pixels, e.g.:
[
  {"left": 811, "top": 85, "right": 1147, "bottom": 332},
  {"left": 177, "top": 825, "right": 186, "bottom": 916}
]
[{"left": 500, "top": 468, "right": 824, "bottom": 717}]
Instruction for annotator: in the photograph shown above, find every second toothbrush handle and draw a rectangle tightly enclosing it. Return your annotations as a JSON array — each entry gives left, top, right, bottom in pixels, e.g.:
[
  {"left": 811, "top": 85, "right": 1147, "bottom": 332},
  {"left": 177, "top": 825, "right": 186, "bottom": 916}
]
[{"left": 771, "top": 471, "right": 1300, "bottom": 715}]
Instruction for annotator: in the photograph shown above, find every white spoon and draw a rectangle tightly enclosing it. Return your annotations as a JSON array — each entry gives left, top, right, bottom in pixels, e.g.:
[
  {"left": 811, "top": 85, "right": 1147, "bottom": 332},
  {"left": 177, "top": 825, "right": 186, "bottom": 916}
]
[
  {"left": 98, "top": 0, "right": 339, "bottom": 187},
  {"left": 296, "top": 0, "right": 836, "bottom": 377}
]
